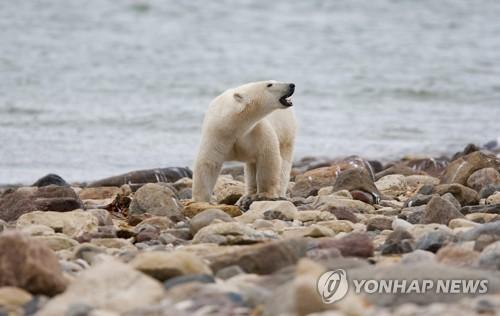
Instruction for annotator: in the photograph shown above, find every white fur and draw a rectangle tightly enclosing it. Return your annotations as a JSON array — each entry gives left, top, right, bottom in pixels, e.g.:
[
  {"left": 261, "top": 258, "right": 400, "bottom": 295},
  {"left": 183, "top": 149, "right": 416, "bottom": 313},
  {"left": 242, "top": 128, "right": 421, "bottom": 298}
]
[{"left": 192, "top": 80, "right": 297, "bottom": 202}]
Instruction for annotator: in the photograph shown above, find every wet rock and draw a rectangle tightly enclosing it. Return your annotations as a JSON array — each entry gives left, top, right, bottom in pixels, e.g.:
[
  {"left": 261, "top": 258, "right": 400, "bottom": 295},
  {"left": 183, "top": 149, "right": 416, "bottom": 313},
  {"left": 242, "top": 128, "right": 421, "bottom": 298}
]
[
  {"left": 38, "top": 257, "right": 165, "bottom": 315},
  {"left": 88, "top": 167, "right": 192, "bottom": 188},
  {"left": 466, "top": 168, "right": 500, "bottom": 192},
  {"left": 0, "top": 231, "right": 67, "bottom": 296},
  {"left": 401, "top": 249, "right": 436, "bottom": 264},
  {"left": 206, "top": 238, "right": 310, "bottom": 274},
  {"left": 380, "top": 229, "right": 414, "bottom": 255},
  {"left": 183, "top": 202, "right": 241, "bottom": 218},
  {"left": 237, "top": 200, "right": 297, "bottom": 223},
  {"left": 32, "top": 174, "right": 69, "bottom": 187},
  {"left": 128, "top": 183, "right": 183, "bottom": 221},
  {"left": 440, "top": 151, "right": 500, "bottom": 185},
  {"left": 192, "top": 222, "right": 278, "bottom": 245},
  {"left": 213, "top": 176, "right": 245, "bottom": 205},
  {"left": 487, "top": 192, "right": 500, "bottom": 205},
  {"left": 436, "top": 243, "right": 480, "bottom": 267},
  {"left": 79, "top": 187, "right": 121, "bottom": 200},
  {"left": 366, "top": 215, "right": 394, "bottom": 231},
  {"left": 434, "top": 184, "right": 479, "bottom": 206},
  {"left": 332, "top": 168, "right": 379, "bottom": 198},
  {"left": 189, "top": 209, "right": 234, "bottom": 235},
  {"left": 416, "top": 229, "right": 454, "bottom": 252},
  {"left": 130, "top": 251, "right": 211, "bottom": 282},
  {"left": 315, "top": 233, "right": 374, "bottom": 257},
  {"left": 16, "top": 210, "right": 99, "bottom": 237},
  {"left": 479, "top": 241, "right": 500, "bottom": 270},
  {"left": 375, "top": 174, "right": 408, "bottom": 198},
  {"left": 0, "top": 186, "right": 82, "bottom": 221},
  {"left": 422, "top": 196, "right": 464, "bottom": 225}
]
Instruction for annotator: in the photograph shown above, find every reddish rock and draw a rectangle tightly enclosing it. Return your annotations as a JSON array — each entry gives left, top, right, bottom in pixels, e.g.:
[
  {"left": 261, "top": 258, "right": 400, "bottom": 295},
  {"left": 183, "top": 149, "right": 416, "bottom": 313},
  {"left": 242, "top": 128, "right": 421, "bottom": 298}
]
[
  {"left": 466, "top": 168, "right": 500, "bottom": 192},
  {"left": 422, "top": 196, "right": 464, "bottom": 225},
  {"left": 315, "top": 233, "right": 374, "bottom": 258},
  {"left": 440, "top": 151, "right": 500, "bottom": 185},
  {"left": 433, "top": 183, "right": 479, "bottom": 206},
  {"left": 327, "top": 208, "right": 358, "bottom": 223},
  {"left": 0, "top": 231, "right": 67, "bottom": 296}
]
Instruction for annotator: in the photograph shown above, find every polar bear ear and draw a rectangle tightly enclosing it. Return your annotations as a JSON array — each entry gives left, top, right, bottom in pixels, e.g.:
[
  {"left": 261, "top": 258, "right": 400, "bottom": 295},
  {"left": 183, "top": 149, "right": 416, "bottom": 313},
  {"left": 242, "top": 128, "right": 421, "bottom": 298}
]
[{"left": 233, "top": 93, "right": 244, "bottom": 103}]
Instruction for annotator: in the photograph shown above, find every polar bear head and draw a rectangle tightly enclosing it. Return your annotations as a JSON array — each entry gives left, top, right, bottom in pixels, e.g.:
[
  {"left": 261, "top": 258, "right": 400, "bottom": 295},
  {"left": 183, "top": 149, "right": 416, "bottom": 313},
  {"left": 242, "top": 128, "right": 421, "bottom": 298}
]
[{"left": 232, "top": 80, "right": 295, "bottom": 112}]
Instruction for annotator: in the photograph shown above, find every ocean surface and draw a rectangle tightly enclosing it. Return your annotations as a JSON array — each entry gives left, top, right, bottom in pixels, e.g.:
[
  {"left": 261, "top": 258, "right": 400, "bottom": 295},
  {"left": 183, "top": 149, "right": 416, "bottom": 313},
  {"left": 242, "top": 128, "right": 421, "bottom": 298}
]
[{"left": 1, "top": 0, "right": 500, "bottom": 184}]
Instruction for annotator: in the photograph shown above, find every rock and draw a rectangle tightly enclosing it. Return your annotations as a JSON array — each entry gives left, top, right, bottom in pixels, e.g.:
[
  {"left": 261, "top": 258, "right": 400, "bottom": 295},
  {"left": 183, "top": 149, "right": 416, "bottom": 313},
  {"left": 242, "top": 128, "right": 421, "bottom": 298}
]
[
  {"left": 88, "top": 167, "right": 192, "bottom": 188},
  {"left": 294, "top": 210, "right": 335, "bottom": 223},
  {"left": 128, "top": 183, "right": 183, "bottom": 221},
  {"left": 16, "top": 210, "right": 99, "bottom": 237},
  {"left": 213, "top": 176, "right": 245, "bottom": 205},
  {"left": 0, "top": 220, "right": 6, "bottom": 233},
  {"left": 192, "top": 222, "right": 278, "bottom": 245},
  {"left": 461, "top": 204, "right": 500, "bottom": 215},
  {"left": 459, "top": 221, "right": 500, "bottom": 241},
  {"left": 313, "top": 195, "right": 375, "bottom": 213},
  {"left": 465, "top": 213, "right": 499, "bottom": 223},
  {"left": 375, "top": 174, "right": 408, "bottom": 198},
  {"left": 332, "top": 169, "right": 380, "bottom": 199},
  {"left": 400, "top": 205, "right": 426, "bottom": 224},
  {"left": 392, "top": 218, "right": 414, "bottom": 231},
  {"left": 38, "top": 257, "right": 165, "bottom": 315},
  {"left": 480, "top": 184, "right": 500, "bottom": 199},
  {"left": 183, "top": 202, "right": 242, "bottom": 218},
  {"left": 129, "top": 251, "right": 211, "bottom": 281},
  {"left": 422, "top": 196, "right": 464, "bottom": 225},
  {"left": 0, "top": 185, "right": 82, "bottom": 221},
  {"left": 32, "top": 174, "right": 69, "bottom": 187},
  {"left": 479, "top": 241, "right": 500, "bottom": 270},
  {"left": 0, "top": 231, "right": 67, "bottom": 296},
  {"left": 315, "top": 233, "right": 374, "bottom": 257},
  {"left": 405, "top": 175, "right": 440, "bottom": 189},
  {"left": 35, "top": 234, "right": 79, "bottom": 251},
  {"left": 206, "top": 238, "right": 310, "bottom": 274},
  {"left": 436, "top": 243, "right": 480, "bottom": 267},
  {"left": 467, "top": 168, "right": 500, "bottom": 192},
  {"left": 237, "top": 200, "right": 297, "bottom": 223},
  {"left": 448, "top": 218, "right": 479, "bottom": 229},
  {"left": 440, "top": 151, "right": 500, "bottom": 185},
  {"left": 434, "top": 184, "right": 479, "bottom": 206},
  {"left": 78, "top": 187, "right": 121, "bottom": 200},
  {"left": 405, "top": 194, "right": 434, "bottom": 207},
  {"left": 328, "top": 208, "right": 358, "bottom": 223},
  {"left": 380, "top": 230, "right": 414, "bottom": 255},
  {"left": 215, "top": 265, "right": 245, "bottom": 280},
  {"left": 366, "top": 215, "right": 393, "bottom": 231},
  {"left": 350, "top": 190, "right": 375, "bottom": 205},
  {"left": 441, "top": 192, "right": 462, "bottom": 210},
  {"left": 376, "top": 164, "right": 423, "bottom": 179},
  {"left": 0, "top": 286, "right": 33, "bottom": 312},
  {"left": 416, "top": 229, "right": 454, "bottom": 252},
  {"left": 189, "top": 209, "right": 234, "bottom": 235},
  {"left": 487, "top": 192, "right": 500, "bottom": 205},
  {"left": 134, "top": 224, "right": 160, "bottom": 243},
  {"left": 164, "top": 274, "right": 215, "bottom": 290},
  {"left": 401, "top": 249, "right": 435, "bottom": 264},
  {"left": 87, "top": 209, "right": 114, "bottom": 226}
]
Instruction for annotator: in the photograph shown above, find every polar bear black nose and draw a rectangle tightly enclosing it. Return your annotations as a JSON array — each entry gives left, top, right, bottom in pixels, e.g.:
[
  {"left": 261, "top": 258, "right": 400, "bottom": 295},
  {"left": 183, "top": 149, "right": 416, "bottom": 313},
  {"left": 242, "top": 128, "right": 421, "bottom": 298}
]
[{"left": 289, "top": 83, "right": 295, "bottom": 89}]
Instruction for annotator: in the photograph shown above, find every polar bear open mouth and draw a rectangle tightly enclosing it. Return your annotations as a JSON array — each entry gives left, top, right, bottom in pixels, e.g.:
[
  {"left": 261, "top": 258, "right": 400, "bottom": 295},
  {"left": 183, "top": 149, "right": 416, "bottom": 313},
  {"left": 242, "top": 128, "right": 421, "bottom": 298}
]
[{"left": 279, "top": 88, "right": 294, "bottom": 107}]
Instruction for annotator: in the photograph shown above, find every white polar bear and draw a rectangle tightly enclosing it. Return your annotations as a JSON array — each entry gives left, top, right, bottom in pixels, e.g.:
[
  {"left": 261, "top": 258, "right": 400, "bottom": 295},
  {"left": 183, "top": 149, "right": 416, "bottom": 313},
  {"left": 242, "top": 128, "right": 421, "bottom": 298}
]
[{"left": 192, "top": 80, "right": 297, "bottom": 202}]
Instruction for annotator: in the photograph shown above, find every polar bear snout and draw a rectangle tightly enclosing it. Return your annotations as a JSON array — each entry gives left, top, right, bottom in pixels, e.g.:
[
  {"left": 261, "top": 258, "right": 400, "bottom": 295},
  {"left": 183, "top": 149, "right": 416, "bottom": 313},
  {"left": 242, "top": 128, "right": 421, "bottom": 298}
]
[{"left": 279, "top": 83, "right": 295, "bottom": 107}]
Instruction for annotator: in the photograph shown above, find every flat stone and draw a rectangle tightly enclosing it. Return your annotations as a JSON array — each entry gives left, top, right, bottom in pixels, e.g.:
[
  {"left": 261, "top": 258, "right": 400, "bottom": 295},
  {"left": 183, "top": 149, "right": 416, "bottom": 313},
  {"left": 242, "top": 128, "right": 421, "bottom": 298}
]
[
  {"left": 213, "top": 176, "right": 245, "bottom": 205},
  {"left": 479, "top": 241, "right": 500, "bottom": 270},
  {"left": 375, "top": 174, "right": 408, "bottom": 198},
  {"left": 183, "top": 202, "right": 242, "bottom": 218},
  {"left": 405, "top": 175, "right": 440, "bottom": 188},
  {"left": 192, "top": 222, "right": 278, "bottom": 245},
  {"left": 189, "top": 209, "right": 234, "bottom": 235},
  {"left": 236, "top": 200, "right": 297, "bottom": 223},
  {"left": 434, "top": 184, "right": 479, "bottom": 206},
  {"left": 16, "top": 210, "right": 99, "bottom": 237},
  {"left": 366, "top": 215, "right": 394, "bottom": 231},
  {"left": 436, "top": 243, "right": 480, "bottom": 267}
]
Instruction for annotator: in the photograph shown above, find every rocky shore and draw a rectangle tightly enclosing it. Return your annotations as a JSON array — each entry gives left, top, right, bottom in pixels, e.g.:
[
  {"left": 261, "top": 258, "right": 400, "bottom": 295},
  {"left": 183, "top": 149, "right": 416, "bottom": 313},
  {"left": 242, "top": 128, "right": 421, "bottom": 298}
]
[{"left": 1, "top": 143, "right": 500, "bottom": 316}]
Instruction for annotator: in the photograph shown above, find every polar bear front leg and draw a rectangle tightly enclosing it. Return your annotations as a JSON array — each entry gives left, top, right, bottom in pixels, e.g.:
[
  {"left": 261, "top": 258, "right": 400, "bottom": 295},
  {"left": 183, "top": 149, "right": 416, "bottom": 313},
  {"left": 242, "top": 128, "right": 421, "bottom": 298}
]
[
  {"left": 192, "top": 157, "right": 223, "bottom": 202},
  {"left": 256, "top": 150, "right": 281, "bottom": 199},
  {"left": 244, "top": 162, "right": 257, "bottom": 195}
]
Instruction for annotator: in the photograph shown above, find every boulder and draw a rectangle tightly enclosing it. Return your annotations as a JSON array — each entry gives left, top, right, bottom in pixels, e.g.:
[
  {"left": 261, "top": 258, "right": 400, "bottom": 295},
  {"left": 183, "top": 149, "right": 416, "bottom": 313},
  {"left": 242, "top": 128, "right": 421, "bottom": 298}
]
[
  {"left": 128, "top": 183, "right": 183, "bottom": 221},
  {"left": 213, "top": 176, "right": 245, "bottom": 205},
  {"left": 16, "top": 210, "right": 99, "bottom": 237},
  {"left": 440, "top": 151, "right": 500, "bottom": 185}
]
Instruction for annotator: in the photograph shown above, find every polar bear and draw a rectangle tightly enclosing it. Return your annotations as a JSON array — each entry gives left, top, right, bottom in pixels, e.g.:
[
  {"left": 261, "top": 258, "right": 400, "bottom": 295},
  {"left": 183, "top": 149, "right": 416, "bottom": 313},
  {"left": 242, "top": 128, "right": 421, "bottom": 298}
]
[{"left": 192, "top": 80, "right": 297, "bottom": 202}]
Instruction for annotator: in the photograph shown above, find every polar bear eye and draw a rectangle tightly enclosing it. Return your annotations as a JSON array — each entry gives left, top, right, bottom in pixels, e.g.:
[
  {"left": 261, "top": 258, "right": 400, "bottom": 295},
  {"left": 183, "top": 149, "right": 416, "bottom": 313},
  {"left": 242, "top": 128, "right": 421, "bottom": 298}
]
[{"left": 267, "top": 83, "right": 273, "bottom": 88}]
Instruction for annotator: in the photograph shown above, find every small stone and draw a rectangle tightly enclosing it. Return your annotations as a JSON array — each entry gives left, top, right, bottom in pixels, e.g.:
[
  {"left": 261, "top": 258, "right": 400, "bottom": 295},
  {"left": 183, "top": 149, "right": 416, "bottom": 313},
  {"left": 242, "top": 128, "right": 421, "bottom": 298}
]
[
  {"left": 164, "top": 274, "right": 215, "bottom": 289},
  {"left": 35, "top": 234, "right": 79, "bottom": 251},
  {"left": 183, "top": 202, "right": 242, "bottom": 218},
  {"left": 0, "top": 231, "right": 67, "bottom": 296},
  {"left": 448, "top": 218, "right": 479, "bottom": 229},
  {"left": 400, "top": 205, "right": 426, "bottom": 224},
  {"left": 37, "top": 257, "right": 165, "bottom": 315},
  {"left": 350, "top": 190, "right": 375, "bottom": 205},
  {"left": 465, "top": 212, "right": 500, "bottom": 223},
  {"left": 213, "top": 176, "right": 245, "bottom": 205},
  {"left": 479, "top": 241, "right": 500, "bottom": 270},
  {"left": 192, "top": 222, "right": 278, "bottom": 245},
  {"left": 189, "top": 209, "right": 234, "bottom": 235},
  {"left": 327, "top": 208, "right": 358, "bottom": 223},
  {"left": 434, "top": 184, "right": 479, "bottom": 206},
  {"left": 134, "top": 224, "right": 160, "bottom": 243},
  {"left": 380, "top": 230, "right": 414, "bottom": 255},
  {"left": 404, "top": 194, "right": 434, "bottom": 207},
  {"left": 375, "top": 174, "right": 408, "bottom": 198},
  {"left": 392, "top": 218, "right": 414, "bottom": 231},
  {"left": 486, "top": 192, "right": 500, "bottom": 205},
  {"left": 436, "top": 243, "right": 480, "bottom": 267},
  {"left": 315, "top": 233, "right": 374, "bottom": 258},
  {"left": 215, "top": 265, "right": 245, "bottom": 280},
  {"left": 440, "top": 151, "right": 500, "bottom": 185},
  {"left": 480, "top": 184, "right": 500, "bottom": 199},
  {"left": 313, "top": 195, "right": 375, "bottom": 213},
  {"left": 422, "top": 196, "right": 464, "bottom": 225},
  {"left": 79, "top": 187, "right": 121, "bottom": 200},
  {"left": 128, "top": 183, "right": 183, "bottom": 221},
  {"left": 366, "top": 215, "right": 393, "bottom": 231},
  {"left": 130, "top": 251, "right": 212, "bottom": 281},
  {"left": 136, "top": 216, "right": 174, "bottom": 231},
  {"left": 467, "top": 168, "right": 500, "bottom": 192},
  {"left": 332, "top": 168, "right": 380, "bottom": 200},
  {"left": 405, "top": 175, "right": 440, "bottom": 189},
  {"left": 415, "top": 230, "right": 454, "bottom": 253},
  {"left": 0, "top": 286, "right": 33, "bottom": 311},
  {"left": 237, "top": 200, "right": 297, "bottom": 223},
  {"left": 401, "top": 249, "right": 435, "bottom": 264},
  {"left": 316, "top": 220, "right": 354, "bottom": 233},
  {"left": 461, "top": 204, "right": 500, "bottom": 215}
]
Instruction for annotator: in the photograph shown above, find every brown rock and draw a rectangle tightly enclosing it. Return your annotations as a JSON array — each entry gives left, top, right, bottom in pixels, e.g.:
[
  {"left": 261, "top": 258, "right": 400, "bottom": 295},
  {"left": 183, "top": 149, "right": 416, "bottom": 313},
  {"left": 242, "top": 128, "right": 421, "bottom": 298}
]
[
  {"left": 366, "top": 215, "right": 393, "bottom": 231},
  {"left": 315, "top": 233, "right": 374, "bottom": 258},
  {"left": 87, "top": 167, "right": 192, "bottom": 187},
  {"left": 79, "top": 187, "right": 121, "bottom": 200},
  {"left": 0, "top": 231, "right": 67, "bottom": 296},
  {"left": 440, "top": 151, "right": 500, "bottom": 185},
  {"left": 434, "top": 183, "right": 479, "bottom": 206},
  {"left": 332, "top": 169, "right": 379, "bottom": 197},
  {"left": 466, "top": 168, "right": 500, "bottom": 192},
  {"left": 128, "top": 183, "right": 183, "bottom": 221},
  {"left": 189, "top": 209, "right": 234, "bottom": 235},
  {"left": 183, "top": 202, "right": 242, "bottom": 218},
  {"left": 327, "top": 208, "right": 358, "bottom": 223},
  {"left": 422, "top": 196, "right": 464, "bottom": 225},
  {"left": 213, "top": 176, "right": 245, "bottom": 205},
  {"left": 436, "top": 244, "right": 480, "bottom": 267}
]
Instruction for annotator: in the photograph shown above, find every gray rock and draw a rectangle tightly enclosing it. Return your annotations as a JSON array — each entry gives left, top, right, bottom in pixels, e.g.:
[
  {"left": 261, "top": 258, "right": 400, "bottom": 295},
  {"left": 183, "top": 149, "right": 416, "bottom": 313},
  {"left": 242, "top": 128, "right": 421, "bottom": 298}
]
[
  {"left": 461, "top": 204, "right": 500, "bottom": 215},
  {"left": 479, "top": 241, "right": 500, "bottom": 270},
  {"left": 434, "top": 184, "right": 479, "bottom": 206},
  {"left": 189, "top": 209, "right": 234, "bottom": 235},
  {"left": 381, "top": 229, "right": 415, "bottom": 255},
  {"left": 422, "top": 196, "right": 464, "bottom": 225},
  {"left": 401, "top": 249, "right": 436, "bottom": 264},
  {"left": 129, "top": 183, "right": 183, "bottom": 221},
  {"left": 466, "top": 168, "right": 500, "bottom": 192},
  {"left": 416, "top": 230, "right": 455, "bottom": 253}
]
